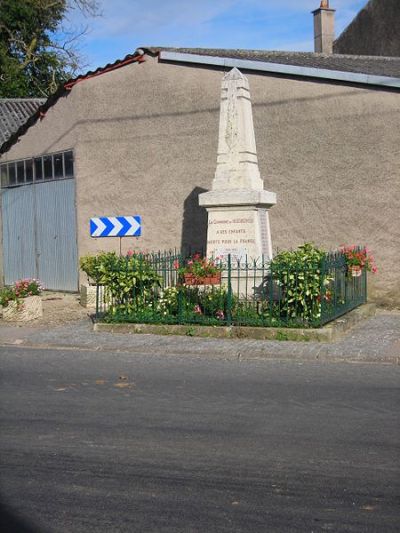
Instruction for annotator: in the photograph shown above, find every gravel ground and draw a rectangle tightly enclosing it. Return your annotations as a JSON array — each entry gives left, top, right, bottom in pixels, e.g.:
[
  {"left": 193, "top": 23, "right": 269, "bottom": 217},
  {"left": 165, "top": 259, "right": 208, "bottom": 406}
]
[{"left": 0, "top": 292, "right": 399, "bottom": 363}]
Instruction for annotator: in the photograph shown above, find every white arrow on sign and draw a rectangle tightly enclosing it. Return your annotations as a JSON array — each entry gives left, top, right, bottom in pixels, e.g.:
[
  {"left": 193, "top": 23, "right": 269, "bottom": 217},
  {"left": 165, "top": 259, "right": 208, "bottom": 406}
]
[
  {"left": 91, "top": 218, "right": 106, "bottom": 237},
  {"left": 108, "top": 217, "right": 123, "bottom": 237},
  {"left": 124, "top": 216, "right": 141, "bottom": 236}
]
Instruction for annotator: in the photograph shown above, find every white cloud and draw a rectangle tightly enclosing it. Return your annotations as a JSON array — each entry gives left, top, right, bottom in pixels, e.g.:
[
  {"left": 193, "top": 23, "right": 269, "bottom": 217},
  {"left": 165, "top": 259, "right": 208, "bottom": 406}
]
[
  {"left": 69, "top": 0, "right": 368, "bottom": 69},
  {"left": 74, "top": 0, "right": 366, "bottom": 40}
]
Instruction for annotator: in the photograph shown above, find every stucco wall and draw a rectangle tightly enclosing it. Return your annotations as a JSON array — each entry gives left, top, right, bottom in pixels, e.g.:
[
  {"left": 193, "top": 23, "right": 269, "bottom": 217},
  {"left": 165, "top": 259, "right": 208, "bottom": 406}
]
[{"left": 1, "top": 56, "right": 399, "bottom": 305}]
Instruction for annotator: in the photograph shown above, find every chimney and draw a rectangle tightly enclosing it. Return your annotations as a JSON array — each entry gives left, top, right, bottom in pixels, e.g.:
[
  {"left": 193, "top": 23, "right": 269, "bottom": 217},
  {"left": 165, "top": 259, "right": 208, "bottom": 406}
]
[{"left": 312, "top": 1, "right": 336, "bottom": 54}]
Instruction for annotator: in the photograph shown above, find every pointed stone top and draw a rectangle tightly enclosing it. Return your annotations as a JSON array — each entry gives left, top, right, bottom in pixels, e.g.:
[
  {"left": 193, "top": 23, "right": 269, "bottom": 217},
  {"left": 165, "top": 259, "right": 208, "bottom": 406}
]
[{"left": 223, "top": 67, "right": 245, "bottom": 81}]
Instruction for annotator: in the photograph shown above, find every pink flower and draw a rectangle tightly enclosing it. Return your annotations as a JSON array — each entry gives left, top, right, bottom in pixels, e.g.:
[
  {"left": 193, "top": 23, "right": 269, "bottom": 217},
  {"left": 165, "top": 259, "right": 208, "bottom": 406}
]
[
  {"left": 216, "top": 309, "right": 225, "bottom": 320},
  {"left": 194, "top": 304, "right": 202, "bottom": 314},
  {"left": 173, "top": 260, "right": 179, "bottom": 270},
  {"left": 126, "top": 250, "right": 134, "bottom": 257}
]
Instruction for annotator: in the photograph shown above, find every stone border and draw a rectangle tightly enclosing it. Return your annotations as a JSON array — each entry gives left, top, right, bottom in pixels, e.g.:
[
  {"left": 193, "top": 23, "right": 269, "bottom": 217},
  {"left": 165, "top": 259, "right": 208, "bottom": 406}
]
[
  {"left": 93, "top": 304, "right": 376, "bottom": 342},
  {"left": 2, "top": 296, "right": 43, "bottom": 322}
]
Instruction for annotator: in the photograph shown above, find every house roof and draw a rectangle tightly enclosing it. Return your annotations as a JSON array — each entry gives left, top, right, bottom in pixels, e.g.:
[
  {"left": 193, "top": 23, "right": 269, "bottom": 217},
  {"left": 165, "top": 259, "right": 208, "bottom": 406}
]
[
  {"left": 0, "top": 99, "right": 45, "bottom": 146},
  {"left": 1, "top": 46, "right": 399, "bottom": 157},
  {"left": 143, "top": 47, "right": 400, "bottom": 78}
]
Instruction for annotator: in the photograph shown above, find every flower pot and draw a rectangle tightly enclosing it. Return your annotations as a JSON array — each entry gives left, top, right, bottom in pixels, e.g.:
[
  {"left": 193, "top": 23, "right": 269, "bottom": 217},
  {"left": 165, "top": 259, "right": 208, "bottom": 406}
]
[
  {"left": 349, "top": 265, "right": 362, "bottom": 277},
  {"left": 80, "top": 284, "right": 109, "bottom": 308},
  {"left": 2, "top": 295, "right": 43, "bottom": 322},
  {"left": 184, "top": 272, "right": 221, "bottom": 285}
]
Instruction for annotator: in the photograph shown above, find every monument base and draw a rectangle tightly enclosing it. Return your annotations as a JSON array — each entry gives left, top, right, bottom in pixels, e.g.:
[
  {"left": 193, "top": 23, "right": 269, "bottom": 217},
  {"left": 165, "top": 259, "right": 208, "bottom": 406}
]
[{"left": 203, "top": 205, "right": 273, "bottom": 262}]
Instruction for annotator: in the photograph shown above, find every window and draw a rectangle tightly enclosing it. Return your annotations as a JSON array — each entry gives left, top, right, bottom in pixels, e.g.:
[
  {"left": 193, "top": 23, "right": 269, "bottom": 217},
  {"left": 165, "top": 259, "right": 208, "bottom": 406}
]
[
  {"left": 64, "top": 151, "right": 74, "bottom": 177},
  {"left": 25, "top": 159, "right": 33, "bottom": 183},
  {"left": 1, "top": 164, "right": 8, "bottom": 188},
  {"left": 43, "top": 156, "right": 52, "bottom": 179},
  {"left": 1, "top": 150, "right": 74, "bottom": 188},
  {"left": 17, "top": 161, "right": 25, "bottom": 184},
  {"left": 54, "top": 153, "right": 64, "bottom": 179},
  {"left": 34, "top": 158, "right": 43, "bottom": 180},
  {"left": 9, "top": 163, "right": 16, "bottom": 186}
]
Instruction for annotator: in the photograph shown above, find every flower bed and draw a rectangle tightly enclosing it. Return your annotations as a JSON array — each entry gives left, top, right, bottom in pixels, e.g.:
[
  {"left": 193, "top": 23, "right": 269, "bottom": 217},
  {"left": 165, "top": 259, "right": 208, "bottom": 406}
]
[
  {"left": 87, "top": 245, "right": 374, "bottom": 328},
  {"left": 0, "top": 279, "right": 44, "bottom": 322}
]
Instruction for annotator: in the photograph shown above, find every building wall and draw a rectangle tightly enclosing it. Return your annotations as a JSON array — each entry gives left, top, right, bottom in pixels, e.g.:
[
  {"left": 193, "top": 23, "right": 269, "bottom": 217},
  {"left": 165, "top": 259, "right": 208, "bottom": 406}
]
[
  {"left": 0, "top": 85, "right": 83, "bottom": 289},
  {"left": 1, "top": 56, "right": 399, "bottom": 305},
  {"left": 334, "top": 0, "right": 400, "bottom": 57}
]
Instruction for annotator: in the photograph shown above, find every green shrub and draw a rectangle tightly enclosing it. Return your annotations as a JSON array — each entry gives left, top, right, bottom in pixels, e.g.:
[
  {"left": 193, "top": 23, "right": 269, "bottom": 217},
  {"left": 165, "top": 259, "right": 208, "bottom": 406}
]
[
  {"left": 80, "top": 252, "right": 161, "bottom": 316},
  {"left": 98, "top": 254, "right": 161, "bottom": 309},
  {"left": 0, "top": 286, "right": 17, "bottom": 307},
  {"left": 154, "top": 285, "right": 231, "bottom": 322},
  {"left": 79, "top": 252, "right": 117, "bottom": 284},
  {"left": 270, "top": 243, "right": 329, "bottom": 324}
]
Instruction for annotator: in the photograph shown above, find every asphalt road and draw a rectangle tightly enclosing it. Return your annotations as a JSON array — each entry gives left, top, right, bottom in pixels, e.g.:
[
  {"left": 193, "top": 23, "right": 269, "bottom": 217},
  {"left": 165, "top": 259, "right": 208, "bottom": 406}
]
[{"left": 0, "top": 346, "right": 399, "bottom": 532}]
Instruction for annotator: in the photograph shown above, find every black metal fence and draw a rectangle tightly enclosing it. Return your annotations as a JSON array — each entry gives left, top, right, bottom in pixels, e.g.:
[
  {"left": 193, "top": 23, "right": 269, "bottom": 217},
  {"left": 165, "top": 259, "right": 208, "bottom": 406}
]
[{"left": 94, "top": 251, "right": 367, "bottom": 328}]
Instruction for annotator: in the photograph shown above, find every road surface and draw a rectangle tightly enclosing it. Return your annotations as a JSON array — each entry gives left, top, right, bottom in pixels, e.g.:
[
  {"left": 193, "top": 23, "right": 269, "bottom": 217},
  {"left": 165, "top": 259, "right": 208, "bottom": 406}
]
[{"left": 0, "top": 346, "right": 399, "bottom": 532}]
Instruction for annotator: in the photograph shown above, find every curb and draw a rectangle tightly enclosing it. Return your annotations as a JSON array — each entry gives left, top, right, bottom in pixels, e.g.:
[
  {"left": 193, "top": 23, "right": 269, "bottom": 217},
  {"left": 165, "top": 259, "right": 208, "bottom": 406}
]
[{"left": 93, "top": 303, "right": 377, "bottom": 343}]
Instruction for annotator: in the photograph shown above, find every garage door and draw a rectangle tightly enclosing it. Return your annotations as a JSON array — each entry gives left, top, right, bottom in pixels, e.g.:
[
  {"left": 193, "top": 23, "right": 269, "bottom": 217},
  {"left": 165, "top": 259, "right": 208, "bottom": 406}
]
[{"left": 2, "top": 179, "right": 78, "bottom": 291}]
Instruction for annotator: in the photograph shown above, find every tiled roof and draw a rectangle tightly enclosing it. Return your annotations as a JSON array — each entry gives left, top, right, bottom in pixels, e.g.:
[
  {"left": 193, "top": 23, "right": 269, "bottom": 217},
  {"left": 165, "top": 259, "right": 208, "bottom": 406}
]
[
  {"left": 143, "top": 47, "right": 400, "bottom": 78},
  {"left": 0, "top": 99, "right": 45, "bottom": 145}
]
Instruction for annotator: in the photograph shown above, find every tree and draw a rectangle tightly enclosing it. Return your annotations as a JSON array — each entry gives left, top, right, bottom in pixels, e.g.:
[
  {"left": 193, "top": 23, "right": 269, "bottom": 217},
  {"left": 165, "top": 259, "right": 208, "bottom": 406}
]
[{"left": 0, "top": 0, "right": 99, "bottom": 98}]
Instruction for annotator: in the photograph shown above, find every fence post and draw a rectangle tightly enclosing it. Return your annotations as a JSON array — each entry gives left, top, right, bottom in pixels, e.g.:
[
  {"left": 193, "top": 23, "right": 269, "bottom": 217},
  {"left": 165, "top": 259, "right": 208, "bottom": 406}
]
[
  {"left": 95, "top": 283, "right": 99, "bottom": 321},
  {"left": 363, "top": 267, "right": 368, "bottom": 304},
  {"left": 227, "top": 254, "right": 232, "bottom": 326},
  {"left": 319, "top": 255, "right": 327, "bottom": 327},
  {"left": 178, "top": 287, "right": 184, "bottom": 325}
]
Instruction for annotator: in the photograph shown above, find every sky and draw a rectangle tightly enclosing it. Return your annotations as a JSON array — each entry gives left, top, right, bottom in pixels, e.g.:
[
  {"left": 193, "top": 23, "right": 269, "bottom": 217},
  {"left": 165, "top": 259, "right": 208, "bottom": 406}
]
[{"left": 68, "top": 0, "right": 368, "bottom": 72}]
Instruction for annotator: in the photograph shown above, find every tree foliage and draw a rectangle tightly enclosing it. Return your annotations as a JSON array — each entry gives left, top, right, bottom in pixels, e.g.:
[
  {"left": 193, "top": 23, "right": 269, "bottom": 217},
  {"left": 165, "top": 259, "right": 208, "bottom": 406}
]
[{"left": 0, "top": 0, "right": 99, "bottom": 98}]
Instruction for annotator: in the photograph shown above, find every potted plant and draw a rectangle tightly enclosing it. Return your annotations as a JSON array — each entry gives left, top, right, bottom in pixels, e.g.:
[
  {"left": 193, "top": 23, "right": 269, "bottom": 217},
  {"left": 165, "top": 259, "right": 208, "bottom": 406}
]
[
  {"left": 0, "top": 279, "right": 44, "bottom": 321},
  {"left": 339, "top": 246, "right": 377, "bottom": 277},
  {"left": 174, "top": 254, "right": 222, "bottom": 285}
]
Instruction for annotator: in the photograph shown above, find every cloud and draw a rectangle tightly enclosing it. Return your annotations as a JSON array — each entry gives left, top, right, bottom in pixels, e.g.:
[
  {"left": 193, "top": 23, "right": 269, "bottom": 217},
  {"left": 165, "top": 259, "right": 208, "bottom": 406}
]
[
  {"left": 75, "top": 0, "right": 366, "bottom": 39},
  {"left": 70, "top": 0, "right": 368, "bottom": 69},
  {"left": 85, "top": 0, "right": 237, "bottom": 38}
]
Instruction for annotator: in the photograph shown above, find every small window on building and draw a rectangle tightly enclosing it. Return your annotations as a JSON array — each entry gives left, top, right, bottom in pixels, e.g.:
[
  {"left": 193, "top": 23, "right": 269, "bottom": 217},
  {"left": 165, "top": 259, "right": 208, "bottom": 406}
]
[
  {"left": 0, "top": 164, "right": 8, "bottom": 188},
  {"left": 17, "top": 160, "right": 25, "bottom": 184},
  {"left": 64, "top": 151, "right": 74, "bottom": 177},
  {"left": 8, "top": 163, "right": 16, "bottom": 186},
  {"left": 43, "top": 155, "right": 53, "bottom": 180},
  {"left": 53, "top": 153, "right": 64, "bottom": 179},
  {"left": 25, "top": 159, "right": 34, "bottom": 183},
  {"left": 34, "top": 158, "right": 43, "bottom": 181},
  {"left": 2, "top": 150, "right": 73, "bottom": 188}
]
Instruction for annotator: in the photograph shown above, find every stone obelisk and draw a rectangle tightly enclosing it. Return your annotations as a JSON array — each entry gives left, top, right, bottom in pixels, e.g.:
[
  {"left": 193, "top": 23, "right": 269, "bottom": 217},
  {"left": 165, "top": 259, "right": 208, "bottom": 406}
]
[{"left": 199, "top": 68, "right": 276, "bottom": 262}]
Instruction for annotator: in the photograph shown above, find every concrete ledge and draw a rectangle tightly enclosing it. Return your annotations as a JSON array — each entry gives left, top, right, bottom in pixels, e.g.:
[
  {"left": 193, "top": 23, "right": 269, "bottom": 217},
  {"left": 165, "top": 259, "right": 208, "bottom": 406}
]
[{"left": 93, "top": 303, "right": 376, "bottom": 342}]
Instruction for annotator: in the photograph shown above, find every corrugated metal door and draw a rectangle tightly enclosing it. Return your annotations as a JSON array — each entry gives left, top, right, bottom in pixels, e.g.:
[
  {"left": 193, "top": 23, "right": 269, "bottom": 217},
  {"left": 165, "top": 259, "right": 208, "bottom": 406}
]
[
  {"left": 2, "top": 180, "right": 78, "bottom": 291},
  {"left": 2, "top": 185, "right": 36, "bottom": 283}
]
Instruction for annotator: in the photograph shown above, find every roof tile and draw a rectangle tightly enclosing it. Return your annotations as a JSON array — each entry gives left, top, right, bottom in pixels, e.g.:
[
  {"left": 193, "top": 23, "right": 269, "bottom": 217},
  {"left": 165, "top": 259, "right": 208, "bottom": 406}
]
[{"left": 0, "top": 99, "right": 45, "bottom": 146}]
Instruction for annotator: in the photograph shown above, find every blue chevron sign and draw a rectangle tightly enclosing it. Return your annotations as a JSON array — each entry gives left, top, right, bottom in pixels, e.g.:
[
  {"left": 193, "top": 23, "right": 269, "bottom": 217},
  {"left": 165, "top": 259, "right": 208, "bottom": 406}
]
[{"left": 90, "top": 216, "right": 141, "bottom": 238}]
